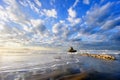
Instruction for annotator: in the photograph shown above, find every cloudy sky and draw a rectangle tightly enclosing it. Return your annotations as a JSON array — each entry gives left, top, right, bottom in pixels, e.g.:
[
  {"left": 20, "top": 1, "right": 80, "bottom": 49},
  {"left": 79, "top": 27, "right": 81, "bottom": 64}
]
[{"left": 0, "top": 0, "right": 120, "bottom": 50}]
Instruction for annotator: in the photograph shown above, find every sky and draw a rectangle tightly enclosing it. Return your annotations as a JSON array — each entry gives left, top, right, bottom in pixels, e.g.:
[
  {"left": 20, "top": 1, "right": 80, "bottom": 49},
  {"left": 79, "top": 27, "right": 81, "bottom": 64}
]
[{"left": 0, "top": 0, "right": 120, "bottom": 50}]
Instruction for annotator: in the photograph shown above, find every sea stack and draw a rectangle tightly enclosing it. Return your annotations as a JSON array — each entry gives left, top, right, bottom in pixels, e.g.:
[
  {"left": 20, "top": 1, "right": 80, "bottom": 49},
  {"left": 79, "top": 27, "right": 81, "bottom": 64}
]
[{"left": 68, "top": 47, "right": 77, "bottom": 52}]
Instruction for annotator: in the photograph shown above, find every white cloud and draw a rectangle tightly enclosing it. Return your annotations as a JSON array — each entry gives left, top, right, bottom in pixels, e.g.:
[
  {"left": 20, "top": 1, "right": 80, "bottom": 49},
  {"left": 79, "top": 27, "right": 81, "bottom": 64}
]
[
  {"left": 19, "top": 0, "right": 46, "bottom": 18},
  {"left": 67, "top": 8, "right": 81, "bottom": 25},
  {"left": 52, "top": 22, "right": 63, "bottom": 34},
  {"left": 0, "top": 0, "right": 38, "bottom": 46},
  {"left": 19, "top": 0, "right": 40, "bottom": 14},
  {"left": 43, "top": 9, "right": 57, "bottom": 18},
  {"left": 18, "top": 0, "right": 28, "bottom": 7},
  {"left": 35, "top": 0, "right": 42, "bottom": 7},
  {"left": 0, "top": 0, "right": 64, "bottom": 46},
  {"left": 52, "top": 20, "right": 81, "bottom": 42},
  {"left": 86, "top": 2, "right": 112, "bottom": 27},
  {"left": 83, "top": 0, "right": 90, "bottom": 5},
  {"left": 30, "top": 19, "right": 47, "bottom": 35},
  {"left": 0, "top": 22, "right": 4, "bottom": 31},
  {"left": 2, "top": 0, "right": 30, "bottom": 25},
  {"left": 101, "top": 17, "right": 120, "bottom": 30},
  {"left": 1, "top": 0, "right": 30, "bottom": 32},
  {"left": 81, "top": 2, "right": 120, "bottom": 44},
  {"left": 52, "top": 21, "right": 69, "bottom": 40},
  {"left": 67, "top": 17, "right": 81, "bottom": 25},
  {"left": 1, "top": 0, "right": 119, "bottom": 49},
  {"left": 68, "top": 8, "right": 76, "bottom": 18},
  {"left": 0, "top": 0, "right": 55, "bottom": 46},
  {"left": 4, "top": 42, "right": 22, "bottom": 47},
  {"left": 0, "top": 6, "right": 9, "bottom": 22},
  {"left": 27, "top": 0, "right": 40, "bottom": 13},
  {"left": 73, "top": 0, "right": 79, "bottom": 7},
  {"left": 30, "top": 19, "right": 52, "bottom": 43},
  {"left": 66, "top": 0, "right": 81, "bottom": 26},
  {"left": 30, "top": 19, "right": 44, "bottom": 28}
]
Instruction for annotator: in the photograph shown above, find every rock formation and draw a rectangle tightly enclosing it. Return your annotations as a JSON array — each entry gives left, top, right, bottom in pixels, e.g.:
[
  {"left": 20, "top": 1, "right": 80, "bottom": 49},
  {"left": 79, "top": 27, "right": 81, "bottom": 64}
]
[
  {"left": 80, "top": 53, "right": 116, "bottom": 60},
  {"left": 68, "top": 47, "right": 77, "bottom": 52}
]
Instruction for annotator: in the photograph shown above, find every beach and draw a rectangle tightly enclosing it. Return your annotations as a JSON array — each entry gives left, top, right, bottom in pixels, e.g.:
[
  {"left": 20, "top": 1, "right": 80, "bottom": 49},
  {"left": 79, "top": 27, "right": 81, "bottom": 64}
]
[
  {"left": 0, "top": 0, "right": 120, "bottom": 79},
  {"left": 0, "top": 50, "right": 120, "bottom": 80}
]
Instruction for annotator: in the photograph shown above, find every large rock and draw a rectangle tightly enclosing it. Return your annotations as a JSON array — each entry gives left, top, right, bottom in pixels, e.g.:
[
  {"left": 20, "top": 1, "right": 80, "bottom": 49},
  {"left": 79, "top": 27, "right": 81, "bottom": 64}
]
[{"left": 68, "top": 47, "right": 77, "bottom": 52}]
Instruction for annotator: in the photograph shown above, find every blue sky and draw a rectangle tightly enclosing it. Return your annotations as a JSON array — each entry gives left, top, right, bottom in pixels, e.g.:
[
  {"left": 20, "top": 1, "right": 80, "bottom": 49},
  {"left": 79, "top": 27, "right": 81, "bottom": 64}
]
[{"left": 0, "top": 0, "right": 120, "bottom": 50}]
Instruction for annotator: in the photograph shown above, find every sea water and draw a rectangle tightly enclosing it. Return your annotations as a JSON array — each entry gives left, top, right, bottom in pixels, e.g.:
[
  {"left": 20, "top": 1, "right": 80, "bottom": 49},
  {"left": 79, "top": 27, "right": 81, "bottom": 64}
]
[{"left": 0, "top": 50, "right": 120, "bottom": 80}]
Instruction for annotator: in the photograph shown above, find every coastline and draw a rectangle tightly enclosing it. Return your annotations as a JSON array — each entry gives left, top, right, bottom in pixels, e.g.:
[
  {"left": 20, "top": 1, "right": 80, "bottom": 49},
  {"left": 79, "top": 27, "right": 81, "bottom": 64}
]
[{"left": 0, "top": 53, "right": 120, "bottom": 80}]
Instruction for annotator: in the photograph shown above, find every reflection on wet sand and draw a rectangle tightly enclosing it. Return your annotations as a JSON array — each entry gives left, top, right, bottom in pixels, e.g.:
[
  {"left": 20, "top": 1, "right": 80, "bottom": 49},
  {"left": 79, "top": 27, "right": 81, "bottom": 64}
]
[
  {"left": 58, "top": 71, "right": 120, "bottom": 80},
  {"left": 0, "top": 51, "right": 120, "bottom": 80}
]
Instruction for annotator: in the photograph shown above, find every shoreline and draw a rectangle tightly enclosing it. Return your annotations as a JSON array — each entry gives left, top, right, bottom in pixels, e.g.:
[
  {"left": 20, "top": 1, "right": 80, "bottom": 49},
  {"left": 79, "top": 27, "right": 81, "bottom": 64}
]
[{"left": 0, "top": 53, "right": 120, "bottom": 80}]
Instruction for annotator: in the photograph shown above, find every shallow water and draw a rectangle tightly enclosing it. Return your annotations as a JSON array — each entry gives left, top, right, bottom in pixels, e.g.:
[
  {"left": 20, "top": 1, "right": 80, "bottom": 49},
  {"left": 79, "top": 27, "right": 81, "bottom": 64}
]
[
  {"left": 0, "top": 53, "right": 57, "bottom": 72},
  {"left": 0, "top": 50, "right": 120, "bottom": 80}
]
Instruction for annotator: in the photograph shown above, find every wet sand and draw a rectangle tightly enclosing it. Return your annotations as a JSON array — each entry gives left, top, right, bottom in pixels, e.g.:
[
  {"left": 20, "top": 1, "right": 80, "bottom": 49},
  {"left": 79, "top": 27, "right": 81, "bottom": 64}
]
[
  {"left": 24, "top": 54, "right": 120, "bottom": 80},
  {"left": 58, "top": 71, "right": 120, "bottom": 80},
  {"left": 0, "top": 53, "right": 120, "bottom": 80},
  {"left": 23, "top": 70, "right": 120, "bottom": 80}
]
